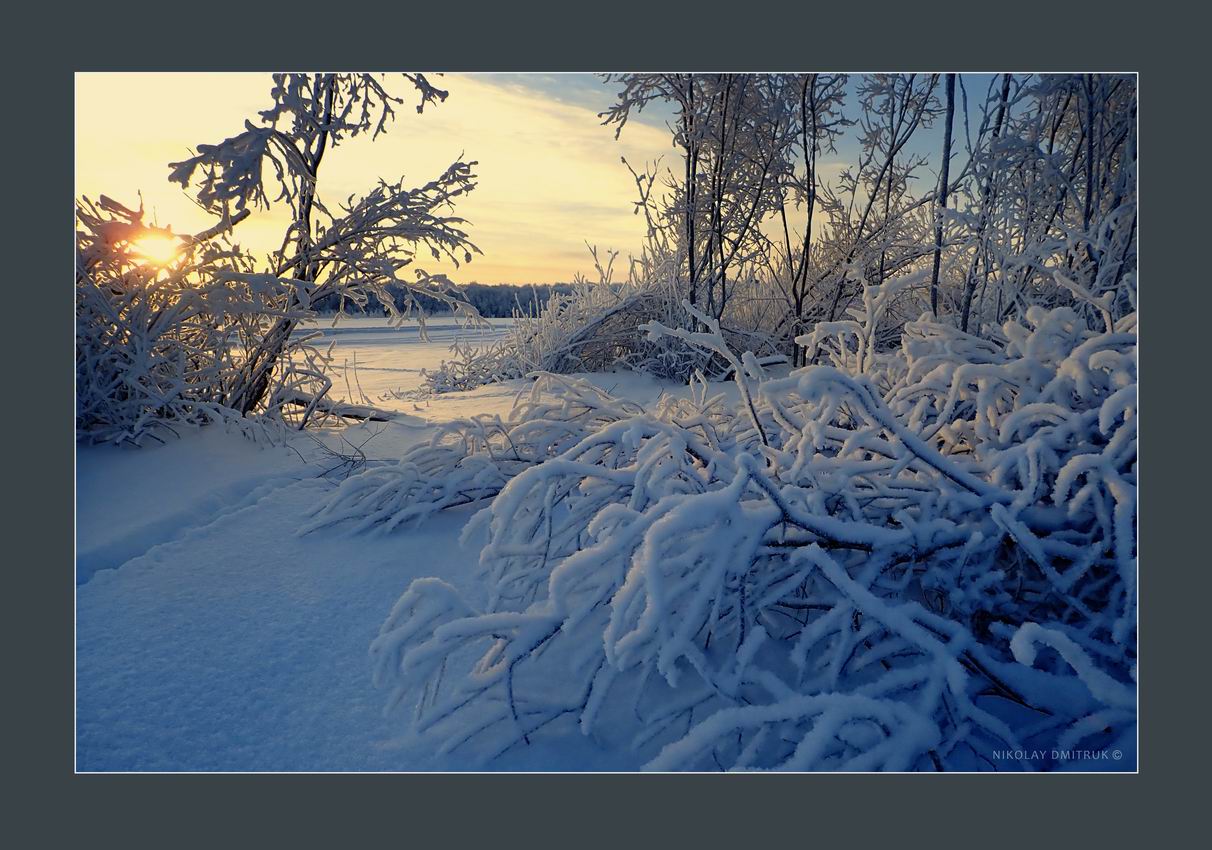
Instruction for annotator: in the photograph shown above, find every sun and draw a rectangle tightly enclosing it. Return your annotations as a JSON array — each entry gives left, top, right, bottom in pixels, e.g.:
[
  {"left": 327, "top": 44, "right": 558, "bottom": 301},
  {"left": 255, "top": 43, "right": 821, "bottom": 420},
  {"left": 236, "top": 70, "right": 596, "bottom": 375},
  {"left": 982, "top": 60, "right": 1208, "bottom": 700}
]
[{"left": 131, "top": 232, "right": 181, "bottom": 266}]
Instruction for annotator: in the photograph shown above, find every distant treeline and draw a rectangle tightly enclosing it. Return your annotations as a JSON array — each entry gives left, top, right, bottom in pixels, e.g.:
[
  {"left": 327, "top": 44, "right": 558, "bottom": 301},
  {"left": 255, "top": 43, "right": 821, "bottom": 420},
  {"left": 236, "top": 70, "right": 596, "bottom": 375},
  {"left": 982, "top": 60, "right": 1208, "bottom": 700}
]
[{"left": 314, "top": 282, "right": 576, "bottom": 318}]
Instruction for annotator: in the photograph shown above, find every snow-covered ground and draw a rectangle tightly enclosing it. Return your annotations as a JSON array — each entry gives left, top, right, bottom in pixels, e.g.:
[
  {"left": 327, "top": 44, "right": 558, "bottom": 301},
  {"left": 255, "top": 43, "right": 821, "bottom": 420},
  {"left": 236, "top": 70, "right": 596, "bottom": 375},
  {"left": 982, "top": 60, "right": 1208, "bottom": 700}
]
[
  {"left": 76, "top": 317, "right": 701, "bottom": 771},
  {"left": 296, "top": 315, "right": 512, "bottom": 407}
]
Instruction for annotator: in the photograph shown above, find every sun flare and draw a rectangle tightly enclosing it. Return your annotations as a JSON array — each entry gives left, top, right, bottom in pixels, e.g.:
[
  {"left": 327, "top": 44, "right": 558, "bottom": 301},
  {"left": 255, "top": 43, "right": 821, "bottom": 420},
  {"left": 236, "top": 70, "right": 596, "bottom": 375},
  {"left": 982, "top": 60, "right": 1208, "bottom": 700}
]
[{"left": 131, "top": 232, "right": 180, "bottom": 265}]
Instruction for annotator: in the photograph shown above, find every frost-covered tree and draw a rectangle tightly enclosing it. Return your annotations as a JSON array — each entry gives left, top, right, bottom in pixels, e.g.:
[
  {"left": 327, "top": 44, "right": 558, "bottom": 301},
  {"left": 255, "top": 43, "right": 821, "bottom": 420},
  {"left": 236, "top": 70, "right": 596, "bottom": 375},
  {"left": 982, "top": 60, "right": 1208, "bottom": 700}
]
[
  {"left": 768, "top": 73, "right": 850, "bottom": 363},
  {"left": 77, "top": 73, "right": 484, "bottom": 443},
  {"left": 602, "top": 74, "right": 799, "bottom": 321},
  {"left": 814, "top": 74, "right": 941, "bottom": 326},
  {"left": 956, "top": 74, "right": 1137, "bottom": 333},
  {"left": 929, "top": 73, "right": 956, "bottom": 318},
  {"left": 169, "top": 73, "right": 485, "bottom": 415},
  {"left": 423, "top": 73, "right": 1135, "bottom": 398}
]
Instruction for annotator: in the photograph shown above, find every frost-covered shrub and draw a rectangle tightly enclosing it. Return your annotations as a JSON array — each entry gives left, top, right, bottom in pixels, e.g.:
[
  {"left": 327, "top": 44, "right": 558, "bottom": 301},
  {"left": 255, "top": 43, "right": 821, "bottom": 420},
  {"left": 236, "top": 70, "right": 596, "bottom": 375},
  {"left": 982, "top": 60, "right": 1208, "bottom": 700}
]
[
  {"left": 75, "top": 196, "right": 333, "bottom": 445},
  {"left": 318, "top": 273, "right": 1137, "bottom": 771},
  {"left": 414, "top": 247, "right": 694, "bottom": 394},
  {"left": 415, "top": 244, "right": 782, "bottom": 396},
  {"left": 303, "top": 373, "right": 660, "bottom": 534},
  {"left": 414, "top": 273, "right": 653, "bottom": 395}
]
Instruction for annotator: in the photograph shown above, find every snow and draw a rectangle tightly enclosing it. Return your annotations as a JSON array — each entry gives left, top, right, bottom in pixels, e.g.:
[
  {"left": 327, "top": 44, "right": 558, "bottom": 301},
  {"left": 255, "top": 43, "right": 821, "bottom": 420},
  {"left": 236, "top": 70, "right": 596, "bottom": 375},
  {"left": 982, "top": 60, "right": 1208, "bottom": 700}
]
[
  {"left": 77, "top": 308, "right": 1135, "bottom": 772},
  {"left": 294, "top": 315, "right": 513, "bottom": 403},
  {"left": 294, "top": 314, "right": 689, "bottom": 425},
  {"left": 76, "top": 318, "right": 702, "bottom": 771},
  {"left": 76, "top": 428, "right": 304, "bottom": 585}
]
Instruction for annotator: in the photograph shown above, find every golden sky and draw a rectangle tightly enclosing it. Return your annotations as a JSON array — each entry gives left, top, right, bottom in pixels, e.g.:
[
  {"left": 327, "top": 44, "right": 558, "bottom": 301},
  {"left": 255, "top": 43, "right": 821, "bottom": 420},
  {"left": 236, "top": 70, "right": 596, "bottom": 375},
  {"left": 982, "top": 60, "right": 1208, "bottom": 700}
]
[{"left": 75, "top": 73, "right": 673, "bottom": 284}]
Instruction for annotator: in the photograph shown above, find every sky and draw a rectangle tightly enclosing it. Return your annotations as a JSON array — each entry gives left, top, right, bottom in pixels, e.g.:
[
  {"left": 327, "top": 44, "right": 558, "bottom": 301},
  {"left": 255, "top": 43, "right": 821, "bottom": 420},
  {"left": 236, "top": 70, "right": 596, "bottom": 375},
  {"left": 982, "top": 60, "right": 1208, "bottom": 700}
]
[
  {"left": 76, "top": 73, "right": 676, "bottom": 284},
  {"left": 76, "top": 72, "right": 1002, "bottom": 284}
]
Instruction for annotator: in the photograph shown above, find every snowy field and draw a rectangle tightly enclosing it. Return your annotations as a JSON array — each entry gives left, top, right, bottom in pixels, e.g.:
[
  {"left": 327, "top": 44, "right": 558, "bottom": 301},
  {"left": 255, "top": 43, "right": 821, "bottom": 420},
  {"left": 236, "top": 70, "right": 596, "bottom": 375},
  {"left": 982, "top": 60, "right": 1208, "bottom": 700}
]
[
  {"left": 294, "top": 315, "right": 515, "bottom": 405},
  {"left": 76, "top": 317, "right": 715, "bottom": 771}
]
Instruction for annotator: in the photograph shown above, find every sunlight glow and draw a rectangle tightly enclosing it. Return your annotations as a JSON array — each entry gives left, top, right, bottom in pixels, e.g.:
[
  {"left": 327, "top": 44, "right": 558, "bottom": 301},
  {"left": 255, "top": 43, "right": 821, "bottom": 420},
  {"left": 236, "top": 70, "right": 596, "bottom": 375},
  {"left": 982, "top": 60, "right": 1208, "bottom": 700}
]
[{"left": 131, "top": 232, "right": 181, "bottom": 266}]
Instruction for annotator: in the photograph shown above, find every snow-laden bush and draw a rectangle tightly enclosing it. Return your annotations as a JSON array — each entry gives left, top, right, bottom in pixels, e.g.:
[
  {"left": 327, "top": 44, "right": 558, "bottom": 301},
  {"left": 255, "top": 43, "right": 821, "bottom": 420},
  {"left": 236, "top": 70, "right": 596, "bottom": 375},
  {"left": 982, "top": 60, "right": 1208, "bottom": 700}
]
[
  {"left": 303, "top": 374, "right": 658, "bottom": 534},
  {"left": 414, "top": 246, "right": 695, "bottom": 395},
  {"left": 318, "top": 271, "right": 1136, "bottom": 770},
  {"left": 75, "top": 196, "right": 331, "bottom": 445},
  {"left": 413, "top": 273, "right": 660, "bottom": 394},
  {"left": 414, "top": 244, "right": 784, "bottom": 397}
]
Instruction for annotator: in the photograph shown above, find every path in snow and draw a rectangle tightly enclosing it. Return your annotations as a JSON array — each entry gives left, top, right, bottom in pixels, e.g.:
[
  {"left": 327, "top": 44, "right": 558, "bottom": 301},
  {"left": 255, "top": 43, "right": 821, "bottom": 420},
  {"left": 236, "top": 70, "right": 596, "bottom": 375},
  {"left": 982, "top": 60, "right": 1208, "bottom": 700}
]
[{"left": 76, "top": 318, "right": 683, "bottom": 770}]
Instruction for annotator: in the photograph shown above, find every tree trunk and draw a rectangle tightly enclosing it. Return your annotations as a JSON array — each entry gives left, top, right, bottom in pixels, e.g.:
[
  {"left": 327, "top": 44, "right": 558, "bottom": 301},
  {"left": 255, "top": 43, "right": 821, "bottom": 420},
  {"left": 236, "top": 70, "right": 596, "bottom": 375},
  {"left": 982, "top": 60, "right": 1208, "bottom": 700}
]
[
  {"left": 960, "top": 73, "right": 1011, "bottom": 334},
  {"left": 929, "top": 74, "right": 955, "bottom": 317},
  {"left": 231, "top": 75, "right": 336, "bottom": 415}
]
